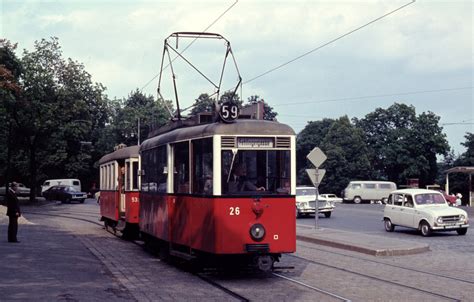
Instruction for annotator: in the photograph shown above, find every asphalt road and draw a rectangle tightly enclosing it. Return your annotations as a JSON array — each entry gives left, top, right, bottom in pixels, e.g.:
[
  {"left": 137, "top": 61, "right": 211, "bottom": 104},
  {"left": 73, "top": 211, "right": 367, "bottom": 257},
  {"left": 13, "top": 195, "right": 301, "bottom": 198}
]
[{"left": 297, "top": 203, "right": 474, "bottom": 253}]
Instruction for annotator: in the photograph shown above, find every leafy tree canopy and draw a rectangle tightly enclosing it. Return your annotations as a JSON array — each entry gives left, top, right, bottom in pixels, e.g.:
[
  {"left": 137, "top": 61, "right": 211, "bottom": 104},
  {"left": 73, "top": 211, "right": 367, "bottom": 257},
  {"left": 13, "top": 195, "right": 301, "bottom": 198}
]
[{"left": 354, "top": 103, "right": 449, "bottom": 186}]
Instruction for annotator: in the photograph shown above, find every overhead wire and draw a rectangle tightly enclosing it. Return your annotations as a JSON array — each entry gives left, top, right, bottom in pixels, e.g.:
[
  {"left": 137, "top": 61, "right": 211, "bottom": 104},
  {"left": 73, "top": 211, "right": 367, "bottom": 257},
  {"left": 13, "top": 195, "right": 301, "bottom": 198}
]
[
  {"left": 243, "top": 0, "right": 416, "bottom": 85},
  {"left": 140, "top": 0, "right": 239, "bottom": 92},
  {"left": 273, "top": 86, "right": 473, "bottom": 107}
]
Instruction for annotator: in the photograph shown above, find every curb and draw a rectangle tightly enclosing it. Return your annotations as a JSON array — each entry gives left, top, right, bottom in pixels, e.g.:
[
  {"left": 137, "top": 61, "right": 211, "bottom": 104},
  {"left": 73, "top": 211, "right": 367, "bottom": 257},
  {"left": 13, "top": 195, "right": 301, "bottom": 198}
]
[{"left": 296, "top": 234, "right": 430, "bottom": 256}]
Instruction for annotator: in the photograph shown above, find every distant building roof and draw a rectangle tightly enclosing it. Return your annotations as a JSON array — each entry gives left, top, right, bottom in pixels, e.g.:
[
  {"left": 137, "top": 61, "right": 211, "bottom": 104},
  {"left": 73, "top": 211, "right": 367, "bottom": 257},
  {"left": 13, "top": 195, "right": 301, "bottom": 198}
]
[{"left": 445, "top": 166, "right": 474, "bottom": 174}]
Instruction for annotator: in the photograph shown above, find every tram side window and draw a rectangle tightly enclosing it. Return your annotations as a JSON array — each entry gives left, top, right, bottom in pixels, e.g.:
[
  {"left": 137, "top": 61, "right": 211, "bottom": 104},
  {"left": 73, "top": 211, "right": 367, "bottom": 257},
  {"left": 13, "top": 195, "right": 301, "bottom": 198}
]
[
  {"left": 125, "top": 160, "right": 139, "bottom": 191},
  {"left": 132, "top": 161, "right": 139, "bottom": 190},
  {"left": 192, "top": 138, "right": 213, "bottom": 195},
  {"left": 174, "top": 142, "right": 189, "bottom": 193},
  {"left": 141, "top": 146, "right": 167, "bottom": 193},
  {"left": 126, "top": 162, "right": 131, "bottom": 191}
]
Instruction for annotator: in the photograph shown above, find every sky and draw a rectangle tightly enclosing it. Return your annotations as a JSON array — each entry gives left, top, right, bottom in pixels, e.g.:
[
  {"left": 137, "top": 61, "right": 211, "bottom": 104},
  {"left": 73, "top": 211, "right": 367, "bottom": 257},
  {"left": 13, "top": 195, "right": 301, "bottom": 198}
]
[{"left": 1, "top": 0, "right": 473, "bottom": 155}]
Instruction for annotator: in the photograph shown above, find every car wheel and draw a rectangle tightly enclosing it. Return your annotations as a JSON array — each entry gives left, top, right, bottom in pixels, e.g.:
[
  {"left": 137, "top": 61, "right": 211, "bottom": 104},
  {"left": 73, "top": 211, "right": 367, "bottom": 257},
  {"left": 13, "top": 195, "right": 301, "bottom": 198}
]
[
  {"left": 384, "top": 218, "right": 394, "bottom": 232},
  {"left": 295, "top": 208, "right": 300, "bottom": 218},
  {"left": 381, "top": 198, "right": 388, "bottom": 204},
  {"left": 353, "top": 196, "right": 362, "bottom": 204},
  {"left": 64, "top": 197, "right": 71, "bottom": 204},
  {"left": 80, "top": 199, "right": 85, "bottom": 204},
  {"left": 457, "top": 228, "right": 467, "bottom": 236},
  {"left": 420, "top": 221, "right": 432, "bottom": 236},
  {"left": 324, "top": 212, "right": 331, "bottom": 218}
]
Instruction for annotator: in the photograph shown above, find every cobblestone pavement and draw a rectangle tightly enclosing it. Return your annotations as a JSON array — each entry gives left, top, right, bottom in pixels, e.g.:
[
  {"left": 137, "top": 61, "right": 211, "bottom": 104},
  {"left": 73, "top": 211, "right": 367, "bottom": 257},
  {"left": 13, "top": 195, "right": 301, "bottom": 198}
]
[{"left": 2, "top": 201, "right": 474, "bottom": 301}]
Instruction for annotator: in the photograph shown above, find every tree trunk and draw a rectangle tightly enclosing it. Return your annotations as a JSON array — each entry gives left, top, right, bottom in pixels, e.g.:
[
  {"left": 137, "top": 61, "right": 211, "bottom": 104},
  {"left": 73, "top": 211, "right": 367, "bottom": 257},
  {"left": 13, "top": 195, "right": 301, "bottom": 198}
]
[{"left": 28, "top": 137, "right": 37, "bottom": 203}]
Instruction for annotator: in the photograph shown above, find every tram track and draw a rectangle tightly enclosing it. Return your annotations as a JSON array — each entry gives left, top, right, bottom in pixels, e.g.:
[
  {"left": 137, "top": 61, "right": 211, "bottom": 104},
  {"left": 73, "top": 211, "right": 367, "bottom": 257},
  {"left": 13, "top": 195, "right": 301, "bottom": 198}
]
[
  {"left": 22, "top": 209, "right": 464, "bottom": 301},
  {"left": 297, "top": 242, "right": 474, "bottom": 285},
  {"left": 22, "top": 210, "right": 104, "bottom": 227},
  {"left": 288, "top": 254, "right": 461, "bottom": 302},
  {"left": 271, "top": 272, "right": 351, "bottom": 301},
  {"left": 196, "top": 273, "right": 251, "bottom": 302}
]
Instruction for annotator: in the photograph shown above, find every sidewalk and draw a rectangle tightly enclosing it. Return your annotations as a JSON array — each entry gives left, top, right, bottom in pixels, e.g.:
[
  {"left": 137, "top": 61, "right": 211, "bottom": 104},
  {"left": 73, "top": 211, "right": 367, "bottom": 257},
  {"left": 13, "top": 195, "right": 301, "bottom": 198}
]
[
  {"left": 296, "top": 225, "right": 429, "bottom": 256},
  {"left": 0, "top": 204, "right": 134, "bottom": 301}
]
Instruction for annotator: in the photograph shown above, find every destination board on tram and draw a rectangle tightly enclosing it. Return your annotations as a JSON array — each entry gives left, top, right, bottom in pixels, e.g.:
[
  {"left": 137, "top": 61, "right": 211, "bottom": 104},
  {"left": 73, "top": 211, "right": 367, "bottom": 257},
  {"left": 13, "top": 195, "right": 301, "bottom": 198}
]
[{"left": 237, "top": 137, "right": 274, "bottom": 148}]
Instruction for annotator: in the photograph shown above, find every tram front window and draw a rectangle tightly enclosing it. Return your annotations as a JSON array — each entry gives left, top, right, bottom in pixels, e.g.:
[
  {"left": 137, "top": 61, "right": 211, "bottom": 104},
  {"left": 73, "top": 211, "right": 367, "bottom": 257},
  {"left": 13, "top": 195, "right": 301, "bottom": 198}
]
[{"left": 221, "top": 150, "right": 291, "bottom": 195}]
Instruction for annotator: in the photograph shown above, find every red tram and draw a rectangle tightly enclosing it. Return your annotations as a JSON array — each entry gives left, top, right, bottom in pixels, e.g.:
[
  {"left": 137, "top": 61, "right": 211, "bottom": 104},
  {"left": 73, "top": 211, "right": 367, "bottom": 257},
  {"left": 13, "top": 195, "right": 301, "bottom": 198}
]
[
  {"left": 139, "top": 117, "right": 296, "bottom": 270},
  {"left": 98, "top": 32, "right": 296, "bottom": 271},
  {"left": 98, "top": 145, "right": 140, "bottom": 238}
]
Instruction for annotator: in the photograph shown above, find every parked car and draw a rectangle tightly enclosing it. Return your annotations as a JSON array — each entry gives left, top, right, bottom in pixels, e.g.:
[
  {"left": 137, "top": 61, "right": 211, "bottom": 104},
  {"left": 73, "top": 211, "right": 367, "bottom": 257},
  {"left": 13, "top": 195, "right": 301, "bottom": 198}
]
[
  {"left": 318, "top": 194, "right": 343, "bottom": 203},
  {"left": 296, "top": 186, "right": 335, "bottom": 218},
  {"left": 41, "top": 179, "right": 81, "bottom": 196},
  {"left": 342, "top": 181, "right": 396, "bottom": 204},
  {"left": 383, "top": 188, "right": 469, "bottom": 236},
  {"left": 0, "top": 183, "right": 31, "bottom": 197},
  {"left": 425, "top": 185, "right": 457, "bottom": 206},
  {"left": 42, "top": 185, "right": 87, "bottom": 203}
]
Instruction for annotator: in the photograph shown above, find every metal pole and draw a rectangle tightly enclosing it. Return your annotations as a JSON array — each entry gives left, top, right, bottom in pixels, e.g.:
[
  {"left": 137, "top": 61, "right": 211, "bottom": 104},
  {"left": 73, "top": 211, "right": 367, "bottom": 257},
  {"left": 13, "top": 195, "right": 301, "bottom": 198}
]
[
  {"left": 314, "top": 169, "right": 319, "bottom": 229},
  {"left": 137, "top": 118, "right": 140, "bottom": 145},
  {"left": 445, "top": 172, "right": 450, "bottom": 194},
  {"left": 470, "top": 173, "right": 472, "bottom": 207}
]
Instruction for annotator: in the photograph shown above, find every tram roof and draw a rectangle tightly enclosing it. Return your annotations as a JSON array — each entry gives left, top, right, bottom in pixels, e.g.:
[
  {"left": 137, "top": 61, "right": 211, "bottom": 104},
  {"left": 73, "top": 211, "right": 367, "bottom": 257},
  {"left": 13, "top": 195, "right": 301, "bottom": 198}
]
[
  {"left": 141, "top": 119, "right": 295, "bottom": 151},
  {"left": 99, "top": 145, "right": 140, "bottom": 165}
]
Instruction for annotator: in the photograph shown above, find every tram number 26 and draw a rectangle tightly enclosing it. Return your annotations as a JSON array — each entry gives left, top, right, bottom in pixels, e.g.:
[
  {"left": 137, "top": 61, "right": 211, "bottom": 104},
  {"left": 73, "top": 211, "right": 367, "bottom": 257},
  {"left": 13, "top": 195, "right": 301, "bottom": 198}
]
[{"left": 229, "top": 207, "right": 240, "bottom": 216}]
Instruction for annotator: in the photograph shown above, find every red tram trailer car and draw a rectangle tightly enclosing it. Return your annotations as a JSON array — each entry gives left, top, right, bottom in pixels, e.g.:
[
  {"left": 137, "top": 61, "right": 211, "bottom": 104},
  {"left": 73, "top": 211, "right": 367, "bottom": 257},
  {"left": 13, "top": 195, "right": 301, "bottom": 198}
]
[
  {"left": 99, "top": 145, "right": 140, "bottom": 238},
  {"left": 139, "top": 116, "right": 297, "bottom": 271}
]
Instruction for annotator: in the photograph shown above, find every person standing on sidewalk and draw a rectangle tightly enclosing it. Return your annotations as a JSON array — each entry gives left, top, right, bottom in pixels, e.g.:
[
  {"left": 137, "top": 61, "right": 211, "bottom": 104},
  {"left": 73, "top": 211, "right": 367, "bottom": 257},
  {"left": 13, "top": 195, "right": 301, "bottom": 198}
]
[{"left": 6, "top": 182, "right": 21, "bottom": 243}]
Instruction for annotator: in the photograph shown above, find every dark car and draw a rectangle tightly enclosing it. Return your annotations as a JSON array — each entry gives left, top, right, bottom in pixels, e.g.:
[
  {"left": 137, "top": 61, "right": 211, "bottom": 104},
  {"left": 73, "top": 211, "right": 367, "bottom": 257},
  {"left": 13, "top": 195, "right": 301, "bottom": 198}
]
[{"left": 42, "top": 185, "right": 87, "bottom": 203}]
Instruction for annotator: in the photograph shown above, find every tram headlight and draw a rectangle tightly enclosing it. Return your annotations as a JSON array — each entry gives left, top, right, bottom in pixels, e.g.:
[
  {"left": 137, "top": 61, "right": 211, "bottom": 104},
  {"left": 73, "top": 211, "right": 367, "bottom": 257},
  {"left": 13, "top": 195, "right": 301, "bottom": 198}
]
[{"left": 250, "top": 223, "right": 266, "bottom": 242}]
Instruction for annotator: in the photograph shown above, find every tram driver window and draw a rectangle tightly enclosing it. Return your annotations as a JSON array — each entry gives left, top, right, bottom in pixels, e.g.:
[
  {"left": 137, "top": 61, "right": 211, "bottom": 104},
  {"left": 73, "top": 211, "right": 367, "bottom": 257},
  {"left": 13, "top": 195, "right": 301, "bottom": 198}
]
[{"left": 221, "top": 149, "right": 291, "bottom": 195}]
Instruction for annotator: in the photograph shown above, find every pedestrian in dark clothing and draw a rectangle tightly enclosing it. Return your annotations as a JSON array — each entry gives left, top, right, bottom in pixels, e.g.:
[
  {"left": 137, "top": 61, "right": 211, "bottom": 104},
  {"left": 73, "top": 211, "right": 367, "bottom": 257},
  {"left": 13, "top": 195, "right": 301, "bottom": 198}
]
[{"left": 6, "top": 182, "right": 21, "bottom": 243}]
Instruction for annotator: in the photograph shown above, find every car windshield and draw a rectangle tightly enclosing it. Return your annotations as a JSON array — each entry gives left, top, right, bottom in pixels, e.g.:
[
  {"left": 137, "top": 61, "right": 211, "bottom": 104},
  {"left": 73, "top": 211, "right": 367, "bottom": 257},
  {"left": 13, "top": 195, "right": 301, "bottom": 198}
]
[
  {"left": 296, "top": 188, "right": 316, "bottom": 196},
  {"left": 414, "top": 193, "right": 446, "bottom": 205}
]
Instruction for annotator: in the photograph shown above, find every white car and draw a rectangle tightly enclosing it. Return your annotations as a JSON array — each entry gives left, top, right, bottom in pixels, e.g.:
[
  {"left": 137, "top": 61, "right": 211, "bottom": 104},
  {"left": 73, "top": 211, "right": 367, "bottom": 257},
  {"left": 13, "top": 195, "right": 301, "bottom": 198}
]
[
  {"left": 296, "top": 186, "right": 335, "bottom": 218},
  {"left": 0, "top": 183, "right": 31, "bottom": 197},
  {"left": 318, "top": 194, "right": 343, "bottom": 203},
  {"left": 383, "top": 189, "right": 469, "bottom": 236}
]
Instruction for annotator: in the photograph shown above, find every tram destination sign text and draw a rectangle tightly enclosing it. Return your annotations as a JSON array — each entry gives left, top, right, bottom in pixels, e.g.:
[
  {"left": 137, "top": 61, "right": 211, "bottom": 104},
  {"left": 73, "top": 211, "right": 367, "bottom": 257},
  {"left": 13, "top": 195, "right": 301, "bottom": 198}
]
[{"left": 237, "top": 137, "right": 274, "bottom": 148}]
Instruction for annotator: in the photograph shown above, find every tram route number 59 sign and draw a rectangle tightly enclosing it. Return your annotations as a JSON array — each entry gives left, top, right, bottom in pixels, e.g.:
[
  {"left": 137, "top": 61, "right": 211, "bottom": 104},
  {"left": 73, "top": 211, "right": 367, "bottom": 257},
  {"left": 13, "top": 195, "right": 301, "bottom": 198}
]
[
  {"left": 219, "top": 101, "right": 240, "bottom": 123},
  {"left": 306, "top": 147, "right": 326, "bottom": 187}
]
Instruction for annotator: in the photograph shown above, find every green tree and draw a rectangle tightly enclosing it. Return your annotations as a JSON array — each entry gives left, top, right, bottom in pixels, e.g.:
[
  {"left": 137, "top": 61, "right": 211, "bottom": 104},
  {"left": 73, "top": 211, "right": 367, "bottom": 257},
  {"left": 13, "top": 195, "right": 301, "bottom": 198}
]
[
  {"left": 0, "top": 39, "right": 23, "bottom": 187},
  {"left": 448, "top": 133, "right": 474, "bottom": 203},
  {"left": 458, "top": 132, "right": 474, "bottom": 166},
  {"left": 355, "top": 103, "right": 449, "bottom": 186},
  {"left": 319, "top": 116, "right": 372, "bottom": 194},
  {"left": 190, "top": 93, "right": 214, "bottom": 116},
  {"left": 113, "top": 89, "right": 171, "bottom": 146},
  {"left": 296, "top": 119, "right": 334, "bottom": 184},
  {"left": 13, "top": 37, "right": 110, "bottom": 199}
]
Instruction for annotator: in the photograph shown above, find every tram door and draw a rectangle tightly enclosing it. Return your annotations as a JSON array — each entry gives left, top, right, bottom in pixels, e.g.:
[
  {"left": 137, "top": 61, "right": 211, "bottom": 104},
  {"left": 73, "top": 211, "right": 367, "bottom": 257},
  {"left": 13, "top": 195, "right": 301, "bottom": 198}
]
[{"left": 119, "top": 165, "right": 126, "bottom": 216}]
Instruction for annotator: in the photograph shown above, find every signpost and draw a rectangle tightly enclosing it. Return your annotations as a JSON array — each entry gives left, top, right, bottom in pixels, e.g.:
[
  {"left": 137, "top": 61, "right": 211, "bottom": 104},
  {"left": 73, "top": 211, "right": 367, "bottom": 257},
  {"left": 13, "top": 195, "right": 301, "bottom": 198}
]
[{"left": 306, "top": 147, "right": 327, "bottom": 229}]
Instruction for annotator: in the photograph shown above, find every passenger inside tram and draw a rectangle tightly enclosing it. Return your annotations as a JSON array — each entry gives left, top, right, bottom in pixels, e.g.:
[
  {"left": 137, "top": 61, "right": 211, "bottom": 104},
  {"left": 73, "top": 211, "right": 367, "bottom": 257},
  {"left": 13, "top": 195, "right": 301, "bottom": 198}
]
[{"left": 228, "top": 164, "right": 265, "bottom": 193}]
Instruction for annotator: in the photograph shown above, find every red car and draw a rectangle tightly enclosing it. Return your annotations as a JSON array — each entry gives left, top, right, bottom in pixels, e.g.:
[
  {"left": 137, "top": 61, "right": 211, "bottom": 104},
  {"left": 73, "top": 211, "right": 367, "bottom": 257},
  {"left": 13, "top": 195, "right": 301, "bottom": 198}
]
[{"left": 438, "top": 190, "right": 457, "bottom": 206}]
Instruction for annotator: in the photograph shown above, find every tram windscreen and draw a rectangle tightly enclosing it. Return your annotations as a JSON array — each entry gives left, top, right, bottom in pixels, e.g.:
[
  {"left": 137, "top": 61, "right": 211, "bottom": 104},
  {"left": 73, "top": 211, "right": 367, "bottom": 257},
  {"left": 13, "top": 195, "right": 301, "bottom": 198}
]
[{"left": 221, "top": 150, "right": 291, "bottom": 195}]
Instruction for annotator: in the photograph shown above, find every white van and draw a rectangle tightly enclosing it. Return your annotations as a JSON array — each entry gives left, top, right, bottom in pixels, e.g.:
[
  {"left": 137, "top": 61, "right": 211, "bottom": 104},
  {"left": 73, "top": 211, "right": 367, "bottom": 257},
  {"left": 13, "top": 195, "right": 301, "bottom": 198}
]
[
  {"left": 41, "top": 179, "right": 81, "bottom": 195},
  {"left": 342, "top": 181, "right": 396, "bottom": 204}
]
